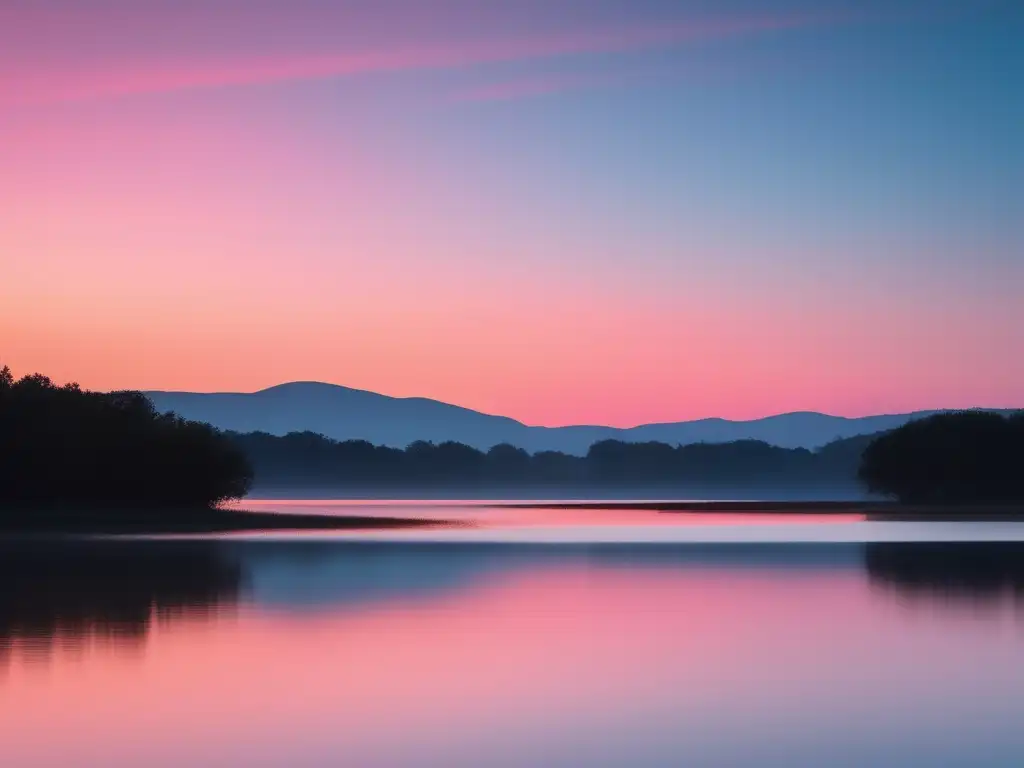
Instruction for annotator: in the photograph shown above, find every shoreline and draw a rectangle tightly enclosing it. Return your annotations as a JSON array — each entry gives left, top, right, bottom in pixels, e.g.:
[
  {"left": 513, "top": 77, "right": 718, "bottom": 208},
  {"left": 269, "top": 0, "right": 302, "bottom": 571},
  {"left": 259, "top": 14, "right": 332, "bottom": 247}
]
[
  {"left": 6, "top": 500, "right": 1024, "bottom": 535},
  {"left": 0, "top": 507, "right": 449, "bottom": 535},
  {"left": 501, "top": 500, "right": 1024, "bottom": 521}
]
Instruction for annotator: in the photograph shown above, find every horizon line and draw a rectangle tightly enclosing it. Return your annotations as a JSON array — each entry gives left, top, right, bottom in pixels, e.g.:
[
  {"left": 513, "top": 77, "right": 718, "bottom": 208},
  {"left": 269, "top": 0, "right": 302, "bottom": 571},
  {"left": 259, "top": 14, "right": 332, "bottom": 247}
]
[{"left": 138, "top": 380, "right": 1021, "bottom": 430}]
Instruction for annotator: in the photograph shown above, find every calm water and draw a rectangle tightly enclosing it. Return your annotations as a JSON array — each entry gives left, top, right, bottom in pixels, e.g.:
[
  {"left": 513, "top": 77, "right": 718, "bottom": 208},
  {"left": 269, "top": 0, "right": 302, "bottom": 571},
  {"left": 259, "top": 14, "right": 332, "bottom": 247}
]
[{"left": 4, "top": 502, "right": 1024, "bottom": 767}]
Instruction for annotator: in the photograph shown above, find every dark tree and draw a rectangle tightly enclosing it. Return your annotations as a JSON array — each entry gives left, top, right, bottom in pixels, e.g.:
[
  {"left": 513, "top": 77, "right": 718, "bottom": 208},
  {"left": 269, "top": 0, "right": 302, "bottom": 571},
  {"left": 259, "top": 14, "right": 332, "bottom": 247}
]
[
  {"left": 0, "top": 365, "right": 252, "bottom": 518},
  {"left": 486, "top": 443, "right": 533, "bottom": 484},
  {"left": 858, "top": 412, "right": 1024, "bottom": 504}
]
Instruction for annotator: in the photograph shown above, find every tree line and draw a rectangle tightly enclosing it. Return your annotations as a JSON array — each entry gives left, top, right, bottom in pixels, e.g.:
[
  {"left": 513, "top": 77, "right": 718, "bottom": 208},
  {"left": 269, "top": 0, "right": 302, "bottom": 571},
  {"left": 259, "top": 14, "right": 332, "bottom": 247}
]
[
  {"left": 1, "top": 364, "right": 1021, "bottom": 510},
  {"left": 229, "top": 429, "right": 876, "bottom": 492}
]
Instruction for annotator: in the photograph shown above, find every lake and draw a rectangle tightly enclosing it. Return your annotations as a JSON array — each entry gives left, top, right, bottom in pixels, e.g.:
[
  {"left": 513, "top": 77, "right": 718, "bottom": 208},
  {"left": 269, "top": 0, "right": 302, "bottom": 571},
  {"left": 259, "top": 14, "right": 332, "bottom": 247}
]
[{"left": 3, "top": 501, "right": 1024, "bottom": 767}]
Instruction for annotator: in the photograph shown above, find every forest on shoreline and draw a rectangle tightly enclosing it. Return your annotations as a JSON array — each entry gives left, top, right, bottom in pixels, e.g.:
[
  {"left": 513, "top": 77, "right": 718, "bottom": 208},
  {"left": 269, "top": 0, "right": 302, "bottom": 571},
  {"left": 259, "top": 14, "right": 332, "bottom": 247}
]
[
  {"left": 231, "top": 410, "right": 1024, "bottom": 503},
  {"left": 229, "top": 429, "right": 875, "bottom": 493},
  {"left": 2, "top": 364, "right": 1022, "bottom": 527}
]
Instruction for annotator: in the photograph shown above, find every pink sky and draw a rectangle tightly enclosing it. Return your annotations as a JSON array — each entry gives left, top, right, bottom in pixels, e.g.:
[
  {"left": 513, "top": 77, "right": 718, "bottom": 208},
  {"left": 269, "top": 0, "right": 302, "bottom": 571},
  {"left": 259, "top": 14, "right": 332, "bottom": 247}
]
[{"left": 2, "top": 1, "right": 1020, "bottom": 426}]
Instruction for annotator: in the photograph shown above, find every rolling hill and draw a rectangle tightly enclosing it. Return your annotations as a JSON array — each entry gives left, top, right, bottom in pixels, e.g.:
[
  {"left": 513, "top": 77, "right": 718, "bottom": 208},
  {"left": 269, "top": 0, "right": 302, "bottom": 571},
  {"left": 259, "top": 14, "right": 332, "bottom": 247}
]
[{"left": 143, "top": 382, "right": 1008, "bottom": 455}]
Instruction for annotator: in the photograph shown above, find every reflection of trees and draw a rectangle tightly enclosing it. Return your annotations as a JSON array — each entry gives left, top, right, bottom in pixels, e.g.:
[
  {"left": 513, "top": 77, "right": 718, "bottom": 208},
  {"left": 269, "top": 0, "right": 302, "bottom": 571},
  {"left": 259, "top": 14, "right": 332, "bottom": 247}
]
[
  {"left": 12, "top": 538, "right": 1024, "bottom": 667},
  {"left": 0, "top": 541, "right": 242, "bottom": 664},
  {"left": 865, "top": 543, "right": 1024, "bottom": 605}
]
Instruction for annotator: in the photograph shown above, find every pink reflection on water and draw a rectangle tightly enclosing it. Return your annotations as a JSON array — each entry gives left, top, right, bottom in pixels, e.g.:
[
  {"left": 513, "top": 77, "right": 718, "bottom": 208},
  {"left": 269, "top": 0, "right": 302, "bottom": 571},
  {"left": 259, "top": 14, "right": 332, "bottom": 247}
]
[
  {"left": 3, "top": 549, "right": 1024, "bottom": 767},
  {"left": 233, "top": 498, "right": 867, "bottom": 527}
]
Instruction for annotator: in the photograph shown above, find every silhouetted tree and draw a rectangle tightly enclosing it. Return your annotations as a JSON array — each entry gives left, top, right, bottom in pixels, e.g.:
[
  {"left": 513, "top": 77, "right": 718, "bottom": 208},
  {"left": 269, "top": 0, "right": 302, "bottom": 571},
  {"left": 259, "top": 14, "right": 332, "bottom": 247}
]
[
  {"left": 486, "top": 443, "right": 532, "bottom": 483},
  {"left": 859, "top": 412, "right": 1024, "bottom": 504},
  {"left": 0, "top": 365, "right": 252, "bottom": 518}
]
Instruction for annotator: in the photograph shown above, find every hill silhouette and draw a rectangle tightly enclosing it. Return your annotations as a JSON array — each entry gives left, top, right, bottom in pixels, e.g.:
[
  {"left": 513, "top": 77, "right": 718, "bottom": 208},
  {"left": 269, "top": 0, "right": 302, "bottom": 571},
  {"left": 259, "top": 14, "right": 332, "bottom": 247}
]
[{"left": 146, "top": 382, "right": 1009, "bottom": 455}]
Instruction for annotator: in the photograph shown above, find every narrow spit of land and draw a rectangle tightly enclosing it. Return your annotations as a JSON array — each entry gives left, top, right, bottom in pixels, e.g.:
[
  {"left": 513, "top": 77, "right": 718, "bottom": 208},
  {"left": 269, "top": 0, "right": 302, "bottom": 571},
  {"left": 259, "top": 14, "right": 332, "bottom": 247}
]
[
  {"left": 501, "top": 500, "right": 1024, "bottom": 521},
  {"left": 0, "top": 507, "right": 449, "bottom": 535}
]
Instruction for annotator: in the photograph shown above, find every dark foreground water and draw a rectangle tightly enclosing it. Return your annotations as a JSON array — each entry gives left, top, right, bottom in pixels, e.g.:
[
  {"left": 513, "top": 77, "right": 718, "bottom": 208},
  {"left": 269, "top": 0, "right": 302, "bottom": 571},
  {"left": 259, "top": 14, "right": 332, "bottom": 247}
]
[{"left": 3, "top": 505, "right": 1024, "bottom": 767}]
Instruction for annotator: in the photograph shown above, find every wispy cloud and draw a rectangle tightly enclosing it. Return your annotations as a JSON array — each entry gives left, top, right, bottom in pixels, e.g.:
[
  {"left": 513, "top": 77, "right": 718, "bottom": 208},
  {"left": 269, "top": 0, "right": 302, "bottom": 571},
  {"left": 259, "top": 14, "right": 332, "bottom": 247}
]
[{"left": 4, "top": 13, "right": 835, "bottom": 105}]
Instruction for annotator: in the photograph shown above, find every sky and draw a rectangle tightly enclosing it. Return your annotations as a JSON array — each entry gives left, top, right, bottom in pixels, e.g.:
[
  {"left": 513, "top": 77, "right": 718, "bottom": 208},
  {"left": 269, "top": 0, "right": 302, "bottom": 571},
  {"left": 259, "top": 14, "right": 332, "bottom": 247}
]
[{"left": 1, "top": 0, "right": 1021, "bottom": 427}]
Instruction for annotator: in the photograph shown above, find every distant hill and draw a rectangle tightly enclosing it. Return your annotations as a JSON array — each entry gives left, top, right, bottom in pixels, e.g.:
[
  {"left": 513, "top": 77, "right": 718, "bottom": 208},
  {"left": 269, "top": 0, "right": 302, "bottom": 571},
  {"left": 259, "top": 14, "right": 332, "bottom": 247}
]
[{"left": 144, "top": 382, "right": 1013, "bottom": 455}]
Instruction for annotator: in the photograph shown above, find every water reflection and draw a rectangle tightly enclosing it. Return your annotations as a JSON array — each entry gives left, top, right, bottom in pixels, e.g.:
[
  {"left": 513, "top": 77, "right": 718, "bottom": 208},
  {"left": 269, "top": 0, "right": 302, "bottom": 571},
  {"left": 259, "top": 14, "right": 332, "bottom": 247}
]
[
  {"left": 238, "top": 542, "right": 834, "bottom": 612},
  {"left": 4, "top": 539, "right": 1023, "bottom": 662},
  {"left": 0, "top": 540, "right": 242, "bottom": 664},
  {"left": 245, "top": 540, "right": 1024, "bottom": 617},
  {"left": 4, "top": 537, "right": 1024, "bottom": 767},
  {"left": 865, "top": 542, "right": 1024, "bottom": 606}
]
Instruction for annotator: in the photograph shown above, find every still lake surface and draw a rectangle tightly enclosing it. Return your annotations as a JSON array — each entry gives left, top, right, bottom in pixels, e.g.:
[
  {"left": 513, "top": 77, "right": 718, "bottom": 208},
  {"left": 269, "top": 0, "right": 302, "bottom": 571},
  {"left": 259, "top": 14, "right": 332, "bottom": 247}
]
[{"left": 4, "top": 501, "right": 1024, "bottom": 767}]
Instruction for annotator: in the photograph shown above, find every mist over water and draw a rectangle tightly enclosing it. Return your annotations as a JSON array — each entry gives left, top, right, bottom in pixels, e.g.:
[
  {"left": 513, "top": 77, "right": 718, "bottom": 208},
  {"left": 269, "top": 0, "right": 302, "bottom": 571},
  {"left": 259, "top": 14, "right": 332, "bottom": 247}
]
[{"left": 4, "top": 506, "right": 1024, "bottom": 767}]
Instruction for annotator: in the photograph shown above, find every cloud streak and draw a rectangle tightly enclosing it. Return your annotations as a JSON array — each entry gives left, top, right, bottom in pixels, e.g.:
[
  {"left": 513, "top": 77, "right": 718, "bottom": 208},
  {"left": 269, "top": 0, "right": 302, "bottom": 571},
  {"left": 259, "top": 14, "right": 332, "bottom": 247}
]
[{"left": 4, "top": 13, "right": 834, "bottom": 105}]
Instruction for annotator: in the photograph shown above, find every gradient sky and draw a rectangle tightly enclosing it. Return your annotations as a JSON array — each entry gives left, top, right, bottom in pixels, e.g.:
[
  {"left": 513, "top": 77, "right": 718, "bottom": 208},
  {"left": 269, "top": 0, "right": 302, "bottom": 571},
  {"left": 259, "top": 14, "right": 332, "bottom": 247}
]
[{"left": 2, "top": 0, "right": 1021, "bottom": 426}]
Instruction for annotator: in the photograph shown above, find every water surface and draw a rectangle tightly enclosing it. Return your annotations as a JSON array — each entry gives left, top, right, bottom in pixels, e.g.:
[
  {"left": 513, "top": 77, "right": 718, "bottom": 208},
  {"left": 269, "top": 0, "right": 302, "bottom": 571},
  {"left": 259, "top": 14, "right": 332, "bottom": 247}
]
[{"left": 3, "top": 503, "right": 1024, "bottom": 767}]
